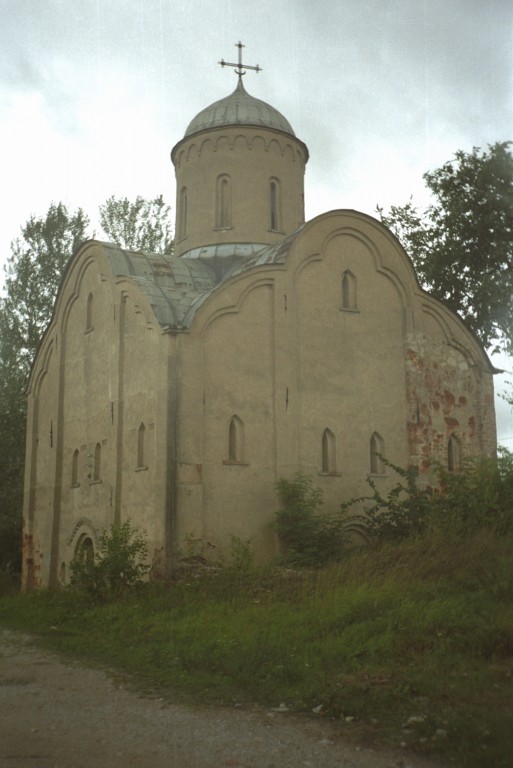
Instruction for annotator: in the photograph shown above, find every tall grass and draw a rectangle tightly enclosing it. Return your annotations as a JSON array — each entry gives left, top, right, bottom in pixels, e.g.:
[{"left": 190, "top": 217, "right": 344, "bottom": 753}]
[{"left": 1, "top": 525, "right": 513, "bottom": 767}]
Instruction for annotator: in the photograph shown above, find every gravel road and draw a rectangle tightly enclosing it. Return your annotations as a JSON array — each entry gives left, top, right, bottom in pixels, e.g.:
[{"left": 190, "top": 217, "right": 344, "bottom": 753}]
[{"left": 0, "top": 630, "right": 450, "bottom": 768}]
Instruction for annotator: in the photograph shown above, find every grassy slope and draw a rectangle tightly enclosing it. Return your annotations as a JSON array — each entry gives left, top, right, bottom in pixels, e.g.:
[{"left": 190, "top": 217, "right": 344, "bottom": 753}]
[{"left": 1, "top": 528, "right": 513, "bottom": 767}]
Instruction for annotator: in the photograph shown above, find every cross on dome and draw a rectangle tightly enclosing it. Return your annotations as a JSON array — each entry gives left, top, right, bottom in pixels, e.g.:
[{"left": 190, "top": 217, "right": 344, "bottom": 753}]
[{"left": 219, "top": 41, "right": 262, "bottom": 81}]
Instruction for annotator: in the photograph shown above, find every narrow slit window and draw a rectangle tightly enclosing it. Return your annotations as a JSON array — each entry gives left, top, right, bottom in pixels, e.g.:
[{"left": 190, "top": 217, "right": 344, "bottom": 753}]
[
  {"left": 321, "top": 428, "right": 336, "bottom": 474},
  {"left": 341, "top": 270, "right": 357, "bottom": 310},
  {"left": 228, "top": 415, "right": 244, "bottom": 463},
  {"left": 71, "top": 449, "right": 79, "bottom": 486},
  {"left": 93, "top": 442, "right": 101, "bottom": 482},
  {"left": 370, "top": 432, "right": 385, "bottom": 475},
  {"left": 86, "top": 292, "right": 94, "bottom": 331},
  {"left": 270, "top": 178, "right": 281, "bottom": 231},
  {"left": 137, "top": 422, "right": 146, "bottom": 468},
  {"left": 216, "top": 174, "right": 231, "bottom": 228},
  {"left": 448, "top": 435, "right": 461, "bottom": 472},
  {"left": 321, "top": 428, "right": 337, "bottom": 475},
  {"left": 178, "top": 186, "right": 187, "bottom": 239}
]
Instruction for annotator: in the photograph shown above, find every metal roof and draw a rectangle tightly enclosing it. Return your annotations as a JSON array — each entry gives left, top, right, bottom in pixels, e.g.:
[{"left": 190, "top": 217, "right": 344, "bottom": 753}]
[
  {"left": 101, "top": 243, "right": 218, "bottom": 330},
  {"left": 181, "top": 241, "right": 269, "bottom": 281},
  {"left": 99, "top": 232, "right": 303, "bottom": 331},
  {"left": 222, "top": 227, "right": 304, "bottom": 279},
  {"left": 183, "top": 78, "right": 296, "bottom": 138}
]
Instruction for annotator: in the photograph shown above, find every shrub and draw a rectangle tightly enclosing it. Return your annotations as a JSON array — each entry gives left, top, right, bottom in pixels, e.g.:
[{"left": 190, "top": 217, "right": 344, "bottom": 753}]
[
  {"left": 274, "top": 473, "right": 346, "bottom": 566},
  {"left": 340, "top": 458, "right": 433, "bottom": 541},
  {"left": 70, "top": 520, "right": 149, "bottom": 601},
  {"left": 434, "top": 450, "right": 513, "bottom": 535},
  {"left": 341, "top": 450, "right": 513, "bottom": 542},
  {"left": 0, "top": 507, "right": 22, "bottom": 577},
  {"left": 229, "top": 535, "right": 254, "bottom": 572}
]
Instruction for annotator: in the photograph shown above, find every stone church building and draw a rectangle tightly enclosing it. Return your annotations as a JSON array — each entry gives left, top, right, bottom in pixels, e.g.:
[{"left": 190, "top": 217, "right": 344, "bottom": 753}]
[{"left": 22, "top": 55, "right": 496, "bottom": 588}]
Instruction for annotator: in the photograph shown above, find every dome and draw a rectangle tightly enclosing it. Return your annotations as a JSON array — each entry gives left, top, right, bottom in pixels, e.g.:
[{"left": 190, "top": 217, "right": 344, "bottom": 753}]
[{"left": 184, "top": 78, "right": 296, "bottom": 138}]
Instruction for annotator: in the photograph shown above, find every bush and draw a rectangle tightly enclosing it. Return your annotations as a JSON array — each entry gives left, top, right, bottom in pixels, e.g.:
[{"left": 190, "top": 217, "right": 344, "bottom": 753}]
[
  {"left": 0, "top": 507, "right": 22, "bottom": 577},
  {"left": 274, "top": 473, "right": 346, "bottom": 566},
  {"left": 340, "top": 458, "right": 433, "bottom": 541},
  {"left": 228, "top": 535, "right": 254, "bottom": 572},
  {"left": 70, "top": 520, "right": 149, "bottom": 601},
  {"left": 341, "top": 450, "right": 513, "bottom": 542},
  {"left": 434, "top": 450, "right": 513, "bottom": 535}
]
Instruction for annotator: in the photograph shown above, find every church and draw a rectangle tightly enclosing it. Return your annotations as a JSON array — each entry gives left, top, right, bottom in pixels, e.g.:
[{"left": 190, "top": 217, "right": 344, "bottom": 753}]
[{"left": 22, "top": 46, "right": 497, "bottom": 588}]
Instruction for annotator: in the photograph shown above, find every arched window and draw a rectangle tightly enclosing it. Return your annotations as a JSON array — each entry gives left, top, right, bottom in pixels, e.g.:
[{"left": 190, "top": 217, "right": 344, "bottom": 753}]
[
  {"left": 178, "top": 186, "right": 188, "bottom": 239},
  {"left": 137, "top": 422, "right": 146, "bottom": 468},
  {"left": 71, "top": 449, "right": 79, "bottom": 487},
  {"left": 228, "top": 415, "right": 244, "bottom": 463},
  {"left": 341, "top": 270, "right": 357, "bottom": 310},
  {"left": 86, "top": 292, "right": 93, "bottom": 331},
  {"left": 93, "top": 442, "right": 101, "bottom": 482},
  {"left": 216, "top": 174, "right": 232, "bottom": 228},
  {"left": 370, "top": 432, "right": 385, "bottom": 475},
  {"left": 448, "top": 434, "right": 461, "bottom": 472},
  {"left": 75, "top": 534, "right": 94, "bottom": 565},
  {"left": 321, "top": 428, "right": 337, "bottom": 474},
  {"left": 269, "top": 178, "right": 281, "bottom": 231}
]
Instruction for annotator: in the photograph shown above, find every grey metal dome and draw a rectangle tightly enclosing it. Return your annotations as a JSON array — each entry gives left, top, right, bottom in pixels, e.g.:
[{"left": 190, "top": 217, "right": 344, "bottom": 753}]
[{"left": 184, "top": 78, "right": 296, "bottom": 138}]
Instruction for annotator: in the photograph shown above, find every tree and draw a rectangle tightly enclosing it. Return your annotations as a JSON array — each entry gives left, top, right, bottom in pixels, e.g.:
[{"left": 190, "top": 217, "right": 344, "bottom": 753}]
[
  {"left": 3, "top": 202, "right": 90, "bottom": 377},
  {"left": 0, "top": 316, "right": 26, "bottom": 573},
  {"left": 0, "top": 203, "right": 90, "bottom": 573},
  {"left": 378, "top": 142, "right": 513, "bottom": 355},
  {"left": 99, "top": 194, "right": 174, "bottom": 254}
]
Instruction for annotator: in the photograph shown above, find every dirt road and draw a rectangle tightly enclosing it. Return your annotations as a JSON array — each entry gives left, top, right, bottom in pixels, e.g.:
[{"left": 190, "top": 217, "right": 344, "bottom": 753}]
[{"left": 0, "top": 630, "right": 449, "bottom": 768}]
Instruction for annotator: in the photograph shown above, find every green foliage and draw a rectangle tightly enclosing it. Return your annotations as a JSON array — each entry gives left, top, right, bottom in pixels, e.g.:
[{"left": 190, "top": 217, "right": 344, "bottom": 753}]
[
  {"left": 341, "top": 458, "right": 433, "bottom": 541},
  {"left": 378, "top": 142, "right": 513, "bottom": 355},
  {"left": 0, "top": 505, "right": 22, "bottom": 576},
  {"left": 341, "top": 451, "right": 513, "bottom": 542},
  {"left": 274, "top": 473, "right": 346, "bottom": 566},
  {"left": 2, "top": 527, "right": 513, "bottom": 766},
  {"left": 0, "top": 203, "right": 90, "bottom": 574},
  {"left": 0, "top": 304, "right": 25, "bottom": 574},
  {"left": 434, "top": 450, "right": 513, "bottom": 535},
  {"left": 70, "top": 521, "right": 150, "bottom": 601},
  {"left": 99, "top": 194, "right": 174, "bottom": 254},
  {"left": 2, "top": 202, "right": 90, "bottom": 375},
  {"left": 228, "top": 535, "right": 254, "bottom": 572}
]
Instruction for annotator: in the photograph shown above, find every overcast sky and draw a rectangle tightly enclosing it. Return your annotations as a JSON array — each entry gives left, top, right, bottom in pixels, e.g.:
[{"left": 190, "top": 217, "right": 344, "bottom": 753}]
[{"left": 1, "top": 0, "right": 512, "bottom": 442}]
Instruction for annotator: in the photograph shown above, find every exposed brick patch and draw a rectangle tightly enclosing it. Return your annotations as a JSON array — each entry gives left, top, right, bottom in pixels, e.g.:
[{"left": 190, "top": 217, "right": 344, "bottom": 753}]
[{"left": 405, "top": 334, "right": 496, "bottom": 474}]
